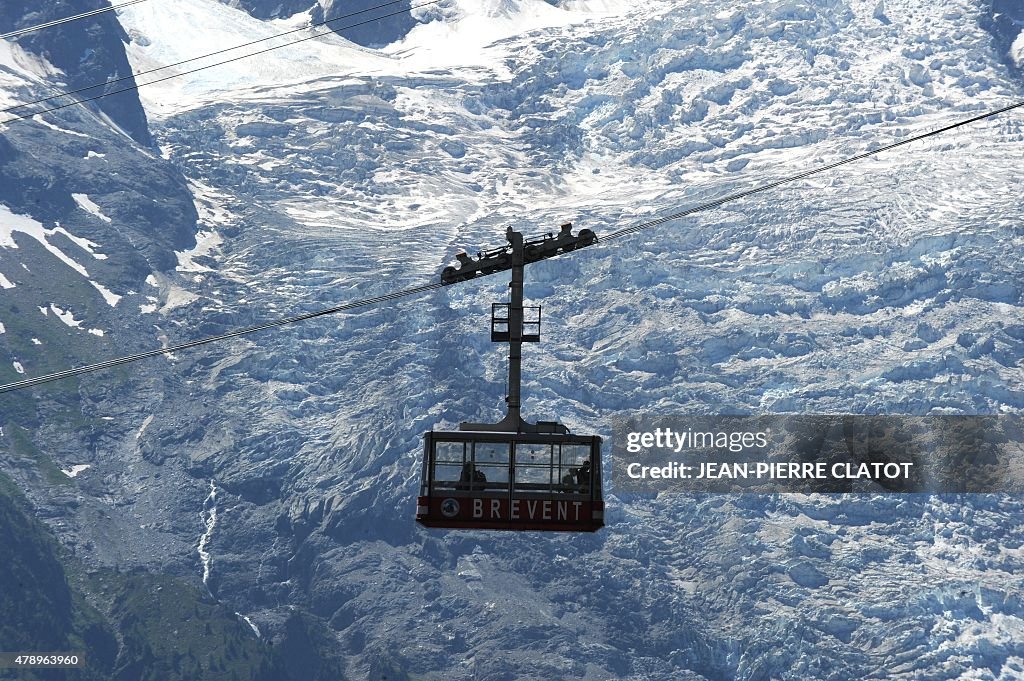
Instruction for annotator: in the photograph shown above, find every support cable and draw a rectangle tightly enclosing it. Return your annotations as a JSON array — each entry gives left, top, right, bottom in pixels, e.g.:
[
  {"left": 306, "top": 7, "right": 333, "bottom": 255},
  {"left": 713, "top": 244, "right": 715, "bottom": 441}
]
[
  {"left": 0, "top": 0, "right": 154, "bottom": 41},
  {"left": 600, "top": 99, "right": 1024, "bottom": 242},
  {"left": 0, "top": 100, "right": 1021, "bottom": 394},
  {"left": 0, "top": 282, "right": 444, "bottom": 394},
  {"left": 1, "top": 0, "right": 442, "bottom": 124}
]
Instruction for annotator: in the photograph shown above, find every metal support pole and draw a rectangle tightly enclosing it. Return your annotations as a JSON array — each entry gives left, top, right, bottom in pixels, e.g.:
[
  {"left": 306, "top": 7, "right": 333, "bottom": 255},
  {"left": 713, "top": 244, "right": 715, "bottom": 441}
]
[
  {"left": 506, "top": 227, "right": 524, "bottom": 427},
  {"left": 459, "top": 227, "right": 567, "bottom": 434}
]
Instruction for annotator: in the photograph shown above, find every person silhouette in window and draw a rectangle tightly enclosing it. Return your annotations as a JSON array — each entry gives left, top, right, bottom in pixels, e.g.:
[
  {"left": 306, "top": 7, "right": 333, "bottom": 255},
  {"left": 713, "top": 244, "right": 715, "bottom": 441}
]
[
  {"left": 576, "top": 459, "right": 591, "bottom": 490},
  {"left": 459, "top": 463, "right": 486, "bottom": 490}
]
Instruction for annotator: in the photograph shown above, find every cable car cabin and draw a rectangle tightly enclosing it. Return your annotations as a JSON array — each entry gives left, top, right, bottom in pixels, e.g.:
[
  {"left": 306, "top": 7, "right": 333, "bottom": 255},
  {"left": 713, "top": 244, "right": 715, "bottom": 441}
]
[{"left": 417, "top": 430, "right": 603, "bottom": 532}]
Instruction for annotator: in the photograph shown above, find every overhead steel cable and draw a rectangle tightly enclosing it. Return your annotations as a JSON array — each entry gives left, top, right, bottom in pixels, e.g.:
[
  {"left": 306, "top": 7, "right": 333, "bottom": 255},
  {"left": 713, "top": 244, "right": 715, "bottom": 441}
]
[
  {"left": 0, "top": 281, "right": 445, "bottom": 394},
  {"left": 599, "top": 99, "right": 1024, "bottom": 242},
  {"left": 1, "top": 0, "right": 409, "bottom": 115},
  {"left": 0, "top": 0, "right": 443, "bottom": 124},
  {"left": 0, "top": 99, "right": 1021, "bottom": 395},
  {"left": 0, "top": 0, "right": 154, "bottom": 41}
]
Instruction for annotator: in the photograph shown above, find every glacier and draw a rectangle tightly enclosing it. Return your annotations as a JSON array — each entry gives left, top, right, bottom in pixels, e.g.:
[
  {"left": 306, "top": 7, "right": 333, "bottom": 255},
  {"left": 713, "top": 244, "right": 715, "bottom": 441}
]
[{"left": 1, "top": 0, "right": 1023, "bottom": 678}]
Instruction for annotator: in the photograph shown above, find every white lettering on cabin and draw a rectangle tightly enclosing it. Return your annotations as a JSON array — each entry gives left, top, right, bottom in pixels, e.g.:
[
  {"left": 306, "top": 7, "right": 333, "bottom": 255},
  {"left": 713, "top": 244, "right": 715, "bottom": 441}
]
[{"left": 468, "top": 498, "right": 585, "bottom": 521}]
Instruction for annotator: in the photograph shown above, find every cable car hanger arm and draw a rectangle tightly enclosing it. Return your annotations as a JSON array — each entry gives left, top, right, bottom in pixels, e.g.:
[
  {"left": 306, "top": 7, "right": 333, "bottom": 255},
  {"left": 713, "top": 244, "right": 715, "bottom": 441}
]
[{"left": 440, "top": 222, "right": 596, "bottom": 285}]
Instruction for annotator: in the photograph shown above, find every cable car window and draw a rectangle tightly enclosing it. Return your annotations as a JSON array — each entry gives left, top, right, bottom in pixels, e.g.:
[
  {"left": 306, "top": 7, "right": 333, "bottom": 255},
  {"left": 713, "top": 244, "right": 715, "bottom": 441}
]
[
  {"left": 435, "top": 441, "right": 466, "bottom": 465},
  {"left": 560, "top": 443, "right": 588, "bottom": 468},
  {"left": 431, "top": 441, "right": 467, "bottom": 490},
  {"left": 474, "top": 442, "right": 510, "bottom": 465},
  {"left": 559, "top": 443, "right": 591, "bottom": 490},
  {"left": 474, "top": 442, "right": 510, "bottom": 486},
  {"left": 475, "top": 464, "right": 509, "bottom": 486},
  {"left": 515, "top": 443, "right": 556, "bottom": 491},
  {"left": 433, "top": 464, "right": 463, "bottom": 489}
]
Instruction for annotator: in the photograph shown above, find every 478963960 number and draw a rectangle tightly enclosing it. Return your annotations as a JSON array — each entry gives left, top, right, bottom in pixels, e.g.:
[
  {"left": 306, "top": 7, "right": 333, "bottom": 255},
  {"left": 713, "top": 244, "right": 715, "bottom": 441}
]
[{"left": 0, "top": 653, "right": 85, "bottom": 668}]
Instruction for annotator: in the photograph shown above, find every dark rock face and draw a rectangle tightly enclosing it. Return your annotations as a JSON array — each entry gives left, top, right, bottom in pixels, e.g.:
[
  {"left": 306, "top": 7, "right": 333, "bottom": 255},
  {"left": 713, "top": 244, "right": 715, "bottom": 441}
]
[
  {"left": 222, "top": 0, "right": 418, "bottom": 47},
  {"left": 981, "top": 0, "right": 1024, "bottom": 77},
  {"left": 0, "top": 0, "right": 199, "bottom": 542},
  {"left": 312, "top": 0, "right": 417, "bottom": 48},
  {"left": 0, "top": 0, "right": 153, "bottom": 146},
  {"left": 0, "top": 115, "right": 197, "bottom": 260},
  {"left": 0, "top": 488, "right": 74, "bottom": 652},
  {"left": 0, "top": 481, "right": 120, "bottom": 680}
]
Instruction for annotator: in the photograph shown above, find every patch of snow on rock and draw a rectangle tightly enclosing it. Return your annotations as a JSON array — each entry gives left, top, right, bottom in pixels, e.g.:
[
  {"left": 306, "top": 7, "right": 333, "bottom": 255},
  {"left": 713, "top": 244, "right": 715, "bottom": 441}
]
[{"left": 71, "top": 193, "right": 113, "bottom": 223}]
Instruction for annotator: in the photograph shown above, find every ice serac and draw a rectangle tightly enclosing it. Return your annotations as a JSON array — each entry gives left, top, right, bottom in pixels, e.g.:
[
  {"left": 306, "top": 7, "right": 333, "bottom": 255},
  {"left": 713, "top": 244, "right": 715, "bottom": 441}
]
[{"left": 0, "top": 0, "right": 153, "bottom": 146}]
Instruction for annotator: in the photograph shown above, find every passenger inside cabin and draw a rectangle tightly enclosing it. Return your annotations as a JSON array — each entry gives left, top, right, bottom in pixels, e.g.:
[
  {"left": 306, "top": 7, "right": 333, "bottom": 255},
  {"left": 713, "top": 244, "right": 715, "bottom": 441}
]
[
  {"left": 576, "top": 459, "right": 591, "bottom": 488},
  {"left": 458, "top": 463, "right": 486, "bottom": 490},
  {"left": 562, "top": 459, "right": 591, "bottom": 491}
]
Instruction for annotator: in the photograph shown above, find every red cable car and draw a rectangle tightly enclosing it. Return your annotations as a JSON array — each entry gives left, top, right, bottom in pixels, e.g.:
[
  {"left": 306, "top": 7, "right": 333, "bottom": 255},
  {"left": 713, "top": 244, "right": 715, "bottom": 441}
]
[
  {"left": 417, "top": 429, "right": 603, "bottom": 532},
  {"left": 417, "top": 225, "right": 604, "bottom": 532}
]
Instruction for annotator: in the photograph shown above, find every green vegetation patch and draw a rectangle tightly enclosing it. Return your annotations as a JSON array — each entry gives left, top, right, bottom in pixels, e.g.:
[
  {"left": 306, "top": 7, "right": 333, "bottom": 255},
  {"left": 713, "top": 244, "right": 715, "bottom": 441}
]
[
  {"left": 0, "top": 471, "right": 115, "bottom": 681},
  {"left": 89, "top": 571, "right": 286, "bottom": 681}
]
